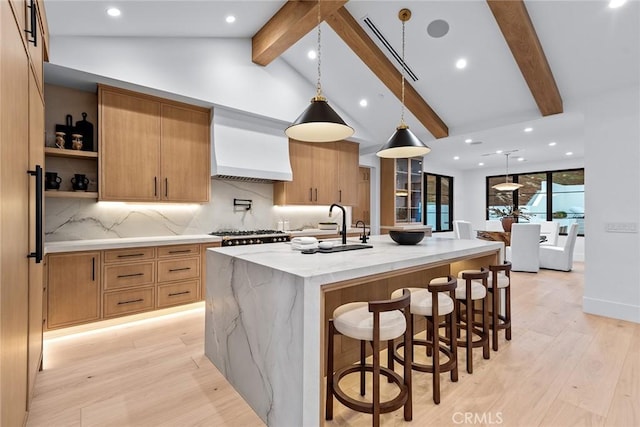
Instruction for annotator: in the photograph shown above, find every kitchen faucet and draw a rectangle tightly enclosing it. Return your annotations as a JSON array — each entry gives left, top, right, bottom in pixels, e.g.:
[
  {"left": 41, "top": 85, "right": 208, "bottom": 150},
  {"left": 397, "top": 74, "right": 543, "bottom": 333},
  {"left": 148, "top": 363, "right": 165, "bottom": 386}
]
[
  {"left": 355, "top": 220, "right": 368, "bottom": 244},
  {"left": 329, "top": 203, "right": 347, "bottom": 245}
]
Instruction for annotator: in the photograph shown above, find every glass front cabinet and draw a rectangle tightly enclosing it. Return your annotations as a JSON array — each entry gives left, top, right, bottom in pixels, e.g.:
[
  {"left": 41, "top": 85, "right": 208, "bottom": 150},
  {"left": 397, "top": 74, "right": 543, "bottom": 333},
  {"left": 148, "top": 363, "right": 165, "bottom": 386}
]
[{"left": 380, "top": 157, "right": 424, "bottom": 232}]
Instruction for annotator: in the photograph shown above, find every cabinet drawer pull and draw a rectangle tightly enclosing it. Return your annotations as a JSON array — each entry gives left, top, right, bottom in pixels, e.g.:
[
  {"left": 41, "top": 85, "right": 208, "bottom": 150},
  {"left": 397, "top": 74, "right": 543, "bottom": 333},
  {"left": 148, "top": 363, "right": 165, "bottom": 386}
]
[
  {"left": 315, "top": 188, "right": 318, "bottom": 202},
  {"left": 117, "top": 298, "right": 144, "bottom": 305},
  {"left": 165, "top": 177, "right": 168, "bottom": 197},
  {"left": 309, "top": 188, "right": 312, "bottom": 201},
  {"left": 117, "top": 253, "right": 145, "bottom": 258},
  {"left": 117, "top": 272, "right": 144, "bottom": 278},
  {"left": 168, "top": 249, "right": 191, "bottom": 254},
  {"left": 168, "top": 290, "right": 191, "bottom": 297},
  {"left": 168, "top": 267, "right": 191, "bottom": 272}
]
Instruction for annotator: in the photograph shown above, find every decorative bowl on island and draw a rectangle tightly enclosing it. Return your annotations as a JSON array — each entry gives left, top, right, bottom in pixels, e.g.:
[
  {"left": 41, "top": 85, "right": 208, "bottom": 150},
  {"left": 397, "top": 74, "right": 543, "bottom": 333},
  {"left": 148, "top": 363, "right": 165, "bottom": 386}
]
[{"left": 388, "top": 226, "right": 432, "bottom": 245}]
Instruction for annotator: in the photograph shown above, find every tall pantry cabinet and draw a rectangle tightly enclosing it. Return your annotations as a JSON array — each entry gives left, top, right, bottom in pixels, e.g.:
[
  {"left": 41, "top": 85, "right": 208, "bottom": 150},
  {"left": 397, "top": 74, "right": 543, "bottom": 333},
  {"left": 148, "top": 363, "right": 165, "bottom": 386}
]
[{"left": 1, "top": 0, "right": 48, "bottom": 425}]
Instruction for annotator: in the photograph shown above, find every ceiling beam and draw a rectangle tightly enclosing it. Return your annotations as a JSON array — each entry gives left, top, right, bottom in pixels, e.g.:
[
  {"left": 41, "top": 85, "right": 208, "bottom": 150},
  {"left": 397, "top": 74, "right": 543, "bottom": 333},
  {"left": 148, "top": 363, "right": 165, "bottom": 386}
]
[
  {"left": 252, "top": 0, "right": 348, "bottom": 66},
  {"left": 325, "top": 7, "right": 449, "bottom": 139},
  {"left": 487, "top": 0, "right": 563, "bottom": 116}
]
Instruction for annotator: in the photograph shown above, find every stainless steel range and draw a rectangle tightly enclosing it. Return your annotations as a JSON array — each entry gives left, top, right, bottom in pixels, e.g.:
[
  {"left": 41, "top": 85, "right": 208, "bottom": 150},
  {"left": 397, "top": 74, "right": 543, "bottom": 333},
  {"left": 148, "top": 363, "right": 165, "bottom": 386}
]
[{"left": 209, "top": 230, "right": 291, "bottom": 246}]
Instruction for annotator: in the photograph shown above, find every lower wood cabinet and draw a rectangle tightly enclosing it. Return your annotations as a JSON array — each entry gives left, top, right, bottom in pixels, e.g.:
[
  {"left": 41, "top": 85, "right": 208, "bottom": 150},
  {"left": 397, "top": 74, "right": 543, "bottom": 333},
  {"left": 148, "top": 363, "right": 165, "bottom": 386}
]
[
  {"left": 45, "top": 242, "right": 219, "bottom": 330},
  {"left": 46, "top": 252, "right": 101, "bottom": 329}
]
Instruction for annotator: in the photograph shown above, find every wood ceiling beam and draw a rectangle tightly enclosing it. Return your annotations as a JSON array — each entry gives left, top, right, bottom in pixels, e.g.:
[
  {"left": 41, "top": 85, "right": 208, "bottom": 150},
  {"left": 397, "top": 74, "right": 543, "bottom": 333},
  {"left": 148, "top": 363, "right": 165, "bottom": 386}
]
[
  {"left": 252, "top": 0, "right": 348, "bottom": 66},
  {"left": 487, "top": 0, "right": 563, "bottom": 116},
  {"left": 325, "top": 7, "right": 449, "bottom": 139}
]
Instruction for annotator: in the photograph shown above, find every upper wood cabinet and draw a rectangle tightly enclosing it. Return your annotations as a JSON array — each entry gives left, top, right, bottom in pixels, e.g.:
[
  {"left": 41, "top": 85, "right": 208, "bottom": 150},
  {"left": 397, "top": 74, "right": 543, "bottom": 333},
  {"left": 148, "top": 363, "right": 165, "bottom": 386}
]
[
  {"left": 380, "top": 157, "right": 424, "bottom": 232},
  {"left": 273, "top": 139, "right": 358, "bottom": 206},
  {"left": 98, "top": 85, "right": 211, "bottom": 203},
  {"left": 337, "top": 141, "right": 359, "bottom": 206}
]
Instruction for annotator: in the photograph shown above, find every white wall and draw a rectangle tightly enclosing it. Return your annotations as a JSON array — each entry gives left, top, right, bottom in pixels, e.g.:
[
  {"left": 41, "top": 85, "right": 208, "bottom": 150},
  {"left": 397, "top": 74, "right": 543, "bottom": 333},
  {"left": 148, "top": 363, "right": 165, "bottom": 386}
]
[
  {"left": 583, "top": 86, "right": 640, "bottom": 323},
  {"left": 48, "top": 36, "right": 374, "bottom": 143}
]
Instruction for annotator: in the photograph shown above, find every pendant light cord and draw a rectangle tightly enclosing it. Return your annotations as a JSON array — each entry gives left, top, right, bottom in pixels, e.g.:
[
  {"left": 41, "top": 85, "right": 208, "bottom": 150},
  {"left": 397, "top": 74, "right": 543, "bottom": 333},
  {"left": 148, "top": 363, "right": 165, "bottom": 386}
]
[
  {"left": 399, "top": 18, "right": 406, "bottom": 128},
  {"left": 315, "top": 0, "right": 323, "bottom": 99},
  {"left": 505, "top": 153, "right": 511, "bottom": 181}
]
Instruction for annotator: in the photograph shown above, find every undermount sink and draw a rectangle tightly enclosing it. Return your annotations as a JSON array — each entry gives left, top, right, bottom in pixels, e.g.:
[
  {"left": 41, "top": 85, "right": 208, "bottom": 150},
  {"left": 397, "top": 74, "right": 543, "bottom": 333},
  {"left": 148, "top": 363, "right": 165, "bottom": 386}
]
[{"left": 301, "top": 244, "right": 373, "bottom": 254}]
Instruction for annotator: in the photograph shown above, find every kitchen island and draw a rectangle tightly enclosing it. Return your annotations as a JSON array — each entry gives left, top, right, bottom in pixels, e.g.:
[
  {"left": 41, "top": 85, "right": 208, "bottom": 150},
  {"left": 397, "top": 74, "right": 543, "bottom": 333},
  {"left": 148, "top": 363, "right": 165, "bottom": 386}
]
[{"left": 204, "top": 235, "right": 503, "bottom": 426}]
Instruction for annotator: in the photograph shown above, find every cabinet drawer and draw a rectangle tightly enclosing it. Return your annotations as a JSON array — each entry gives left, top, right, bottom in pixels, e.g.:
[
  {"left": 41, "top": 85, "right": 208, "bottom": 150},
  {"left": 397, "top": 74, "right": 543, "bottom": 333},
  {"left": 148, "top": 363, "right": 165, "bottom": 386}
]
[
  {"left": 157, "top": 280, "right": 199, "bottom": 308},
  {"left": 103, "top": 262, "right": 155, "bottom": 290},
  {"left": 104, "top": 247, "right": 155, "bottom": 263},
  {"left": 157, "top": 257, "right": 199, "bottom": 283},
  {"left": 103, "top": 287, "right": 155, "bottom": 318},
  {"left": 157, "top": 244, "right": 200, "bottom": 258}
]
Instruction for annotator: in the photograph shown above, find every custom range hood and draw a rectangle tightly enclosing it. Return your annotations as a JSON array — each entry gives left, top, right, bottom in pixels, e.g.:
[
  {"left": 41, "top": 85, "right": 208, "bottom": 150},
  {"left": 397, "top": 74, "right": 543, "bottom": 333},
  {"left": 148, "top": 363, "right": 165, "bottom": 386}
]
[{"left": 212, "top": 108, "right": 292, "bottom": 182}]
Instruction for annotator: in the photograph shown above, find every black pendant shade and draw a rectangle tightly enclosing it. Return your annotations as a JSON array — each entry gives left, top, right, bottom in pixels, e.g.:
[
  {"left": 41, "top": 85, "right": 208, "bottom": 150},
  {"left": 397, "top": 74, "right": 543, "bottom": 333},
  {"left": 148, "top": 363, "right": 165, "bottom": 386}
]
[
  {"left": 285, "top": 97, "right": 354, "bottom": 142},
  {"left": 376, "top": 125, "right": 431, "bottom": 158}
]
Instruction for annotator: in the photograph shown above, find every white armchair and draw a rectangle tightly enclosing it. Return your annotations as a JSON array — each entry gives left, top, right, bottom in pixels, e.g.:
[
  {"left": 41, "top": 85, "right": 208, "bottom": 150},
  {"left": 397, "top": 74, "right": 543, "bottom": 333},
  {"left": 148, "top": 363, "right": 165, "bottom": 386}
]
[
  {"left": 539, "top": 223, "right": 579, "bottom": 271},
  {"left": 453, "top": 220, "right": 473, "bottom": 239},
  {"left": 505, "top": 223, "right": 541, "bottom": 272},
  {"left": 539, "top": 221, "right": 560, "bottom": 246}
]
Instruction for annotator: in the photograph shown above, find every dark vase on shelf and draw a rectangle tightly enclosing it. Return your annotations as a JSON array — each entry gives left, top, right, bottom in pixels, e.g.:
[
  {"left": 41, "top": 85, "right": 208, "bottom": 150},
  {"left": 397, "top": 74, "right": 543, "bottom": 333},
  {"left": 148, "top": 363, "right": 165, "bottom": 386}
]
[
  {"left": 501, "top": 216, "right": 518, "bottom": 232},
  {"left": 44, "top": 172, "right": 62, "bottom": 190},
  {"left": 71, "top": 174, "right": 89, "bottom": 191}
]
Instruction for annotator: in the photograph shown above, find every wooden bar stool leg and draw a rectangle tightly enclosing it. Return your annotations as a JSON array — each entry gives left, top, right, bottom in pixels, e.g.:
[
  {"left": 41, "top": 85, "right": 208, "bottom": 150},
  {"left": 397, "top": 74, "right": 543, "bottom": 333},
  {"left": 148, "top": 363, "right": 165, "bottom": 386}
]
[
  {"left": 466, "top": 298, "right": 473, "bottom": 374},
  {"left": 505, "top": 286, "right": 512, "bottom": 340},
  {"left": 492, "top": 283, "right": 500, "bottom": 351},
  {"left": 360, "top": 340, "right": 366, "bottom": 396},
  {"left": 432, "top": 300, "right": 441, "bottom": 404},
  {"left": 483, "top": 296, "right": 490, "bottom": 359},
  {"left": 372, "top": 314, "right": 381, "bottom": 427},
  {"left": 449, "top": 308, "right": 458, "bottom": 382},
  {"left": 326, "top": 320, "right": 335, "bottom": 420}
]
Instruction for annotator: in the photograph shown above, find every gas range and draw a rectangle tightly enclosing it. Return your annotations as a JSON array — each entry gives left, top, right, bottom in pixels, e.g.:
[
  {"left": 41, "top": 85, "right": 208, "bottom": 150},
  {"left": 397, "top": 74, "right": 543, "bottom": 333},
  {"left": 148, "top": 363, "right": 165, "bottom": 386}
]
[{"left": 209, "top": 229, "right": 291, "bottom": 246}]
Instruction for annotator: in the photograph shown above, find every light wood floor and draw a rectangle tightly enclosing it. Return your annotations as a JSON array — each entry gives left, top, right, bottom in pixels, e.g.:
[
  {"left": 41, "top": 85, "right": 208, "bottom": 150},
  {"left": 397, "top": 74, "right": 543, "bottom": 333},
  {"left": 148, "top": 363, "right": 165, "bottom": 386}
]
[{"left": 27, "top": 262, "right": 639, "bottom": 427}]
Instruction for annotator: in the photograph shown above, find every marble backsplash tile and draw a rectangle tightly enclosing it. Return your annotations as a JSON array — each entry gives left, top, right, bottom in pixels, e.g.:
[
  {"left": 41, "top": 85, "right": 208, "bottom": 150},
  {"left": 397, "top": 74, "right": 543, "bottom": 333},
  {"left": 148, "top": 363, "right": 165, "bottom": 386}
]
[{"left": 45, "top": 179, "right": 350, "bottom": 241}]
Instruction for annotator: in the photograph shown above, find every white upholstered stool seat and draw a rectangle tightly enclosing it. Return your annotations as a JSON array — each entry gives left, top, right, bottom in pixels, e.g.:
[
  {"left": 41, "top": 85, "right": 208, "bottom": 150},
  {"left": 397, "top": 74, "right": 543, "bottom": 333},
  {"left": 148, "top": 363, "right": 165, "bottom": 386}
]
[
  {"left": 458, "top": 269, "right": 509, "bottom": 289},
  {"left": 391, "top": 287, "right": 454, "bottom": 317},
  {"left": 333, "top": 302, "right": 407, "bottom": 342},
  {"left": 454, "top": 279, "right": 487, "bottom": 300}
]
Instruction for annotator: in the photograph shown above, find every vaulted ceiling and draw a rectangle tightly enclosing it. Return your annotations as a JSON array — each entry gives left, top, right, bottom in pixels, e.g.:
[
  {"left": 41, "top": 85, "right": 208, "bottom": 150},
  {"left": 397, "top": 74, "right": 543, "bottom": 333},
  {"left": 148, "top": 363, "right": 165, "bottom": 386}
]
[{"left": 43, "top": 0, "right": 639, "bottom": 171}]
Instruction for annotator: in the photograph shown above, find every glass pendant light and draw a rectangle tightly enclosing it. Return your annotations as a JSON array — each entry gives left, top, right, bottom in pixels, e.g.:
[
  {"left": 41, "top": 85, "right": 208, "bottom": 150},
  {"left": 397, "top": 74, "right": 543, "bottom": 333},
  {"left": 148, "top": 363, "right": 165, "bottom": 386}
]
[
  {"left": 492, "top": 153, "right": 523, "bottom": 191},
  {"left": 377, "top": 9, "right": 431, "bottom": 159},
  {"left": 285, "top": 1, "right": 354, "bottom": 142}
]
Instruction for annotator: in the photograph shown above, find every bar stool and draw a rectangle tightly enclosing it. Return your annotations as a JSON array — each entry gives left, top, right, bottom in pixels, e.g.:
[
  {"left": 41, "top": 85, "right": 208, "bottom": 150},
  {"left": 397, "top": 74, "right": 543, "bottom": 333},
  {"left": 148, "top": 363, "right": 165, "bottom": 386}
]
[
  {"left": 455, "top": 270, "right": 490, "bottom": 374},
  {"left": 488, "top": 262, "right": 512, "bottom": 350},
  {"left": 389, "top": 276, "right": 458, "bottom": 404},
  {"left": 326, "top": 290, "right": 412, "bottom": 427},
  {"left": 458, "top": 263, "right": 512, "bottom": 351}
]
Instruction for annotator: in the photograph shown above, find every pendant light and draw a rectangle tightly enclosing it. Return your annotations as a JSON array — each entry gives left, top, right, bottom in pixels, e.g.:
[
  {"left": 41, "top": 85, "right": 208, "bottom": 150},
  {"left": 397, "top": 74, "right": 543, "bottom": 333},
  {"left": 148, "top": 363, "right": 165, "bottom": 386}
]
[
  {"left": 376, "top": 9, "right": 431, "bottom": 159},
  {"left": 492, "top": 153, "right": 523, "bottom": 191},
  {"left": 285, "top": 1, "right": 354, "bottom": 143}
]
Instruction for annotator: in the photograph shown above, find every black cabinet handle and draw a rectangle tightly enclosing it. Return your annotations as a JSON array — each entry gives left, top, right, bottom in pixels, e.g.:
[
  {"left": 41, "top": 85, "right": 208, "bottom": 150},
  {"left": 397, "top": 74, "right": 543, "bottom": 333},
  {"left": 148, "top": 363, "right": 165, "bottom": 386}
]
[
  {"left": 168, "top": 267, "right": 191, "bottom": 272},
  {"left": 117, "top": 253, "right": 144, "bottom": 258},
  {"left": 117, "top": 272, "right": 144, "bottom": 278},
  {"left": 339, "top": 190, "right": 342, "bottom": 203},
  {"left": 315, "top": 188, "right": 318, "bottom": 202},
  {"left": 117, "top": 298, "right": 144, "bottom": 305},
  {"left": 25, "top": 0, "right": 37, "bottom": 47},
  {"left": 168, "top": 249, "right": 191, "bottom": 254},
  {"left": 154, "top": 177, "right": 157, "bottom": 197},
  {"left": 165, "top": 178, "right": 168, "bottom": 197},
  {"left": 27, "top": 165, "right": 42, "bottom": 263},
  {"left": 168, "top": 290, "right": 191, "bottom": 297},
  {"left": 309, "top": 188, "right": 312, "bottom": 201},
  {"left": 91, "top": 257, "right": 95, "bottom": 281}
]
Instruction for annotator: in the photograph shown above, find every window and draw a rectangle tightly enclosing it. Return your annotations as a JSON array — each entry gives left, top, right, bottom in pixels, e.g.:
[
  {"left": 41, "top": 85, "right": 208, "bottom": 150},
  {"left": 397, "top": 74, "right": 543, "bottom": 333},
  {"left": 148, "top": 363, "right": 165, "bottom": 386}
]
[
  {"left": 486, "top": 168, "right": 584, "bottom": 236},
  {"left": 424, "top": 173, "right": 453, "bottom": 232}
]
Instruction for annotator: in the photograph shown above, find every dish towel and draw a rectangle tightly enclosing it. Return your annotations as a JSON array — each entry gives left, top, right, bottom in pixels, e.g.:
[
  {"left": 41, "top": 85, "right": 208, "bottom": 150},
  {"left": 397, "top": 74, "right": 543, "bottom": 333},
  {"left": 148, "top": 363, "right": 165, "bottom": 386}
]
[{"left": 291, "top": 236, "right": 318, "bottom": 250}]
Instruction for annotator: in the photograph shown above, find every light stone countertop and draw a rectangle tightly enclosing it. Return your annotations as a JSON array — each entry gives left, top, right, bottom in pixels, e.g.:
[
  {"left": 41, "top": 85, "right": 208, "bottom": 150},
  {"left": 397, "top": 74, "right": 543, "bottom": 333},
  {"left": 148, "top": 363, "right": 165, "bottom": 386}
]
[
  {"left": 208, "top": 235, "right": 504, "bottom": 283},
  {"left": 44, "top": 234, "right": 222, "bottom": 253}
]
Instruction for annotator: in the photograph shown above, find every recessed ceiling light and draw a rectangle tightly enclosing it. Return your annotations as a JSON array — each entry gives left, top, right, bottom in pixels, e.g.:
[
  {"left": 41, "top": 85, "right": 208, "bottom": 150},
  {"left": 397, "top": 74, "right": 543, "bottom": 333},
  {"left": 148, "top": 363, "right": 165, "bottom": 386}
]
[
  {"left": 524, "top": 127, "right": 533, "bottom": 132},
  {"left": 359, "top": 99, "right": 368, "bottom": 107},
  {"left": 496, "top": 150, "right": 503, "bottom": 154},
  {"left": 566, "top": 152, "right": 573, "bottom": 156},
  {"left": 225, "top": 15, "right": 236, "bottom": 24},
  {"left": 465, "top": 138, "right": 472, "bottom": 143},
  {"left": 456, "top": 58, "right": 467, "bottom": 69},
  {"left": 453, "top": 156, "right": 460, "bottom": 160},
  {"left": 307, "top": 50, "right": 317, "bottom": 60},
  {"left": 106, "top": 7, "right": 121, "bottom": 17},
  {"left": 478, "top": 162, "right": 484, "bottom": 166},
  {"left": 609, "top": 0, "right": 627, "bottom": 8},
  {"left": 517, "top": 157, "right": 525, "bottom": 161},
  {"left": 548, "top": 141, "right": 557, "bottom": 146}
]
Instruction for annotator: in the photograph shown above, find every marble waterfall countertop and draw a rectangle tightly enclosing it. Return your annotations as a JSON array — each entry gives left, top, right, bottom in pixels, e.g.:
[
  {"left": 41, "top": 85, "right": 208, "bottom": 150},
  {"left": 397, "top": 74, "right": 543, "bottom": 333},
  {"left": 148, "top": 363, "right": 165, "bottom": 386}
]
[
  {"left": 205, "top": 235, "right": 503, "bottom": 427},
  {"left": 44, "top": 234, "right": 222, "bottom": 253}
]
